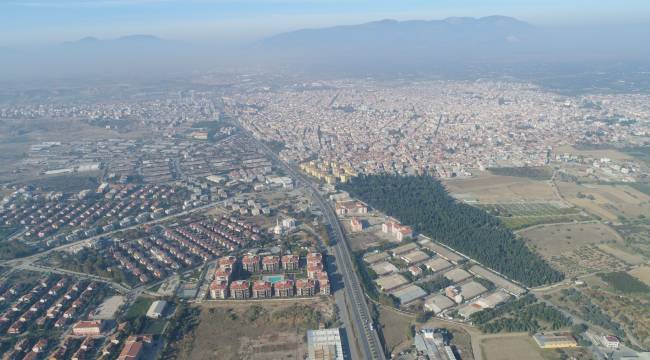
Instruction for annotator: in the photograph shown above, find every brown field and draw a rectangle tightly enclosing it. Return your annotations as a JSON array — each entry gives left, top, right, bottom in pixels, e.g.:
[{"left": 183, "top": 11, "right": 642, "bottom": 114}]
[
  {"left": 479, "top": 335, "right": 556, "bottom": 360},
  {"left": 629, "top": 266, "right": 650, "bottom": 286},
  {"left": 597, "top": 244, "right": 645, "bottom": 265},
  {"left": 555, "top": 145, "right": 633, "bottom": 161},
  {"left": 444, "top": 174, "right": 559, "bottom": 203},
  {"left": 177, "top": 299, "right": 333, "bottom": 360},
  {"left": 557, "top": 182, "right": 650, "bottom": 222},
  {"left": 378, "top": 307, "right": 413, "bottom": 354},
  {"left": 521, "top": 223, "right": 622, "bottom": 256},
  {"left": 520, "top": 223, "right": 629, "bottom": 277}
]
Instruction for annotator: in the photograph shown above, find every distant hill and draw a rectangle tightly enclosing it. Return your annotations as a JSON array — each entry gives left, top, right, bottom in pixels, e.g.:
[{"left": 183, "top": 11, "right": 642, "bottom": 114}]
[
  {"left": 254, "top": 16, "right": 539, "bottom": 67},
  {"left": 250, "top": 15, "right": 650, "bottom": 77}
]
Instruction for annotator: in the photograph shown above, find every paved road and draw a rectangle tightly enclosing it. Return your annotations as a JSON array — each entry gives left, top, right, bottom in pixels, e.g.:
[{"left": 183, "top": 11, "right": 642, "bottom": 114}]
[{"left": 234, "top": 121, "right": 385, "bottom": 360}]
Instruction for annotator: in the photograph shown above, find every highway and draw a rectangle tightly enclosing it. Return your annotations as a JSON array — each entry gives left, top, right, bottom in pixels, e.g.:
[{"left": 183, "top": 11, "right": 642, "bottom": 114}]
[{"left": 233, "top": 120, "right": 385, "bottom": 360}]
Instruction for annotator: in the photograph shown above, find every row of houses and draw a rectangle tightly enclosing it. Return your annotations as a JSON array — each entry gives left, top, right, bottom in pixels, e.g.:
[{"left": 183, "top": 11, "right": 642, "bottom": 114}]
[{"left": 209, "top": 253, "right": 330, "bottom": 300}]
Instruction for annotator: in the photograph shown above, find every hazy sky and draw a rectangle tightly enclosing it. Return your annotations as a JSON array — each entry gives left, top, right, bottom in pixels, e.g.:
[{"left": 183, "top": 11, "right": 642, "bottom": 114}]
[{"left": 2, "top": 0, "right": 650, "bottom": 46}]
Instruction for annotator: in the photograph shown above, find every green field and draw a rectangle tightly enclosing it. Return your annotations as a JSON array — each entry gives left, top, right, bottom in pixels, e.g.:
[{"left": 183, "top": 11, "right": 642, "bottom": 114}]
[
  {"left": 125, "top": 296, "right": 154, "bottom": 321},
  {"left": 475, "top": 203, "right": 591, "bottom": 230}
]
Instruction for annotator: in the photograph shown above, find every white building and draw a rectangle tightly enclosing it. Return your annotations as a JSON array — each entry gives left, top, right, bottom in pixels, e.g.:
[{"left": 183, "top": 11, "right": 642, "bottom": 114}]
[{"left": 146, "top": 300, "right": 167, "bottom": 319}]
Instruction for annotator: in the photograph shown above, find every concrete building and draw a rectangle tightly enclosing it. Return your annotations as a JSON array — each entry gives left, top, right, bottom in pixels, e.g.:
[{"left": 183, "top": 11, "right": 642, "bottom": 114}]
[
  {"left": 375, "top": 274, "right": 409, "bottom": 292},
  {"left": 296, "top": 279, "right": 316, "bottom": 296},
  {"left": 443, "top": 268, "right": 472, "bottom": 283},
  {"left": 370, "top": 261, "right": 399, "bottom": 276},
  {"left": 262, "top": 256, "right": 280, "bottom": 272},
  {"left": 72, "top": 320, "right": 104, "bottom": 336},
  {"left": 274, "top": 280, "right": 294, "bottom": 297},
  {"left": 424, "top": 294, "right": 455, "bottom": 314},
  {"left": 282, "top": 254, "right": 300, "bottom": 271},
  {"left": 401, "top": 250, "right": 429, "bottom": 264},
  {"left": 390, "top": 284, "right": 427, "bottom": 305},
  {"left": 230, "top": 280, "right": 250, "bottom": 299},
  {"left": 210, "top": 281, "right": 229, "bottom": 299},
  {"left": 242, "top": 255, "right": 260, "bottom": 273},
  {"left": 423, "top": 257, "right": 453, "bottom": 273},
  {"left": 252, "top": 280, "right": 273, "bottom": 299},
  {"left": 307, "top": 328, "right": 344, "bottom": 360}
]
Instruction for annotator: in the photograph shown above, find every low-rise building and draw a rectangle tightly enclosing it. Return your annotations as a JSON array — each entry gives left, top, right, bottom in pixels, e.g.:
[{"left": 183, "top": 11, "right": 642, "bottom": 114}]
[
  {"left": 72, "top": 320, "right": 104, "bottom": 336},
  {"left": 146, "top": 300, "right": 166, "bottom": 319},
  {"left": 424, "top": 294, "right": 455, "bottom": 314},
  {"left": 242, "top": 255, "right": 260, "bottom": 273},
  {"left": 262, "top": 256, "right": 280, "bottom": 272},
  {"left": 274, "top": 280, "right": 294, "bottom": 297},
  {"left": 533, "top": 333, "right": 578, "bottom": 349},
  {"left": 230, "top": 280, "right": 250, "bottom": 299},
  {"left": 252, "top": 281, "right": 272, "bottom": 299},
  {"left": 210, "top": 281, "right": 229, "bottom": 299}
]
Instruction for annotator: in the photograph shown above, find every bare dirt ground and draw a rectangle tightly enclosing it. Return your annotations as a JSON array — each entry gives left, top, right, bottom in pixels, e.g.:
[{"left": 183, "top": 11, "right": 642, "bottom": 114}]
[
  {"left": 520, "top": 222, "right": 630, "bottom": 277},
  {"left": 177, "top": 298, "right": 333, "bottom": 360},
  {"left": 557, "top": 182, "right": 650, "bottom": 222},
  {"left": 443, "top": 173, "right": 559, "bottom": 203}
]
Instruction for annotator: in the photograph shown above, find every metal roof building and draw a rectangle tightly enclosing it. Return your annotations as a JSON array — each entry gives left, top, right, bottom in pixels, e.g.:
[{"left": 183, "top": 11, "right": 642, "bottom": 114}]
[{"left": 146, "top": 300, "right": 167, "bottom": 319}]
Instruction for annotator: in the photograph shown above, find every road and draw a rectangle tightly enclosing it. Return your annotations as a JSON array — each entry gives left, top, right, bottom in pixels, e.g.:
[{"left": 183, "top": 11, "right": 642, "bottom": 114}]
[{"left": 233, "top": 121, "right": 385, "bottom": 360}]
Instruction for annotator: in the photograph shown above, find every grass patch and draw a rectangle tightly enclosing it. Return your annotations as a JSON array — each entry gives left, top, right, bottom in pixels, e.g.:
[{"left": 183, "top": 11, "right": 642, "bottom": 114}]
[
  {"left": 124, "top": 296, "right": 154, "bottom": 321},
  {"left": 598, "top": 271, "right": 650, "bottom": 294}
]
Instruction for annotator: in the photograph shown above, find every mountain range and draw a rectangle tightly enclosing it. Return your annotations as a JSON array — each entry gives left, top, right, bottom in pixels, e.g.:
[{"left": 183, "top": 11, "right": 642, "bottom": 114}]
[{"left": 1, "top": 15, "right": 649, "bottom": 82}]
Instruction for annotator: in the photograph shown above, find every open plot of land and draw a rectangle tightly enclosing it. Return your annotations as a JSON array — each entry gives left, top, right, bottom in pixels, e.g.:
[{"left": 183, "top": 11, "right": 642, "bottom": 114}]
[
  {"left": 444, "top": 174, "right": 559, "bottom": 203},
  {"left": 557, "top": 182, "right": 650, "bottom": 222},
  {"left": 556, "top": 145, "right": 634, "bottom": 161},
  {"left": 479, "top": 335, "right": 556, "bottom": 360},
  {"left": 520, "top": 223, "right": 629, "bottom": 277},
  {"left": 629, "top": 266, "right": 650, "bottom": 286},
  {"left": 378, "top": 306, "right": 414, "bottom": 354},
  {"left": 476, "top": 202, "right": 591, "bottom": 230},
  {"left": 521, "top": 222, "right": 622, "bottom": 256},
  {"left": 178, "top": 299, "right": 332, "bottom": 360}
]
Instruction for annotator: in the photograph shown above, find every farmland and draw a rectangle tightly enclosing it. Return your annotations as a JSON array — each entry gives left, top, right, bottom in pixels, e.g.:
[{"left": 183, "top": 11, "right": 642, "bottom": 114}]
[
  {"left": 443, "top": 173, "right": 559, "bottom": 203},
  {"left": 520, "top": 223, "right": 630, "bottom": 277},
  {"left": 479, "top": 335, "right": 557, "bottom": 360},
  {"left": 476, "top": 202, "right": 591, "bottom": 230},
  {"left": 557, "top": 182, "right": 650, "bottom": 222}
]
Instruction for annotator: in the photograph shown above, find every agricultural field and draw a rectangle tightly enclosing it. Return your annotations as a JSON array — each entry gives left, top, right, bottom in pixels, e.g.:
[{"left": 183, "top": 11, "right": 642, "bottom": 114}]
[
  {"left": 629, "top": 266, "right": 650, "bottom": 286},
  {"left": 555, "top": 145, "right": 634, "bottom": 162},
  {"left": 479, "top": 335, "right": 555, "bottom": 360},
  {"left": 476, "top": 202, "right": 591, "bottom": 230},
  {"left": 520, "top": 223, "right": 631, "bottom": 277},
  {"left": 175, "top": 299, "right": 334, "bottom": 360},
  {"left": 546, "top": 285, "right": 650, "bottom": 349},
  {"left": 557, "top": 182, "right": 650, "bottom": 222},
  {"left": 443, "top": 173, "right": 559, "bottom": 203}
]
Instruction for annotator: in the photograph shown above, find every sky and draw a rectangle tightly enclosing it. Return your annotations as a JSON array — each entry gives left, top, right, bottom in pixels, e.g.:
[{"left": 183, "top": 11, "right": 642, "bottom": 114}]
[{"left": 2, "top": 0, "right": 650, "bottom": 46}]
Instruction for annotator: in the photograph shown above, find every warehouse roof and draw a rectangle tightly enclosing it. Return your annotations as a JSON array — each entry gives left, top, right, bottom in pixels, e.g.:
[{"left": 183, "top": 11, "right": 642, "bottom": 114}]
[{"left": 390, "top": 284, "right": 427, "bottom": 305}]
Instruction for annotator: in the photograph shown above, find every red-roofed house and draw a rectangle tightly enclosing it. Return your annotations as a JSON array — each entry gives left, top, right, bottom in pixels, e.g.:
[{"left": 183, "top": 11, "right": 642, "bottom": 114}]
[
  {"left": 230, "top": 280, "right": 250, "bottom": 299},
  {"left": 274, "top": 280, "right": 294, "bottom": 297},
  {"left": 210, "top": 281, "right": 229, "bottom": 299},
  {"left": 242, "top": 255, "right": 260, "bottom": 273},
  {"left": 281, "top": 254, "right": 300, "bottom": 271},
  {"left": 295, "top": 279, "right": 316, "bottom": 297},
  {"left": 262, "top": 256, "right": 280, "bottom": 272},
  {"left": 252, "top": 281, "right": 272, "bottom": 299}
]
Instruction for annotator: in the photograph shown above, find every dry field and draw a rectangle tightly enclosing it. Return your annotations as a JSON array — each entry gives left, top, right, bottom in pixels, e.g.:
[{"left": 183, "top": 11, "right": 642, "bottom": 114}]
[
  {"left": 479, "top": 335, "right": 554, "bottom": 360},
  {"left": 444, "top": 173, "right": 559, "bottom": 203},
  {"left": 629, "top": 266, "right": 650, "bottom": 286},
  {"left": 178, "top": 299, "right": 333, "bottom": 360},
  {"left": 557, "top": 182, "right": 650, "bottom": 222},
  {"left": 520, "top": 223, "right": 631, "bottom": 277},
  {"left": 555, "top": 145, "right": 634, "bottom": 161},
  {"left": 377, "top": 306, "right": 413, "bottom": 354}
]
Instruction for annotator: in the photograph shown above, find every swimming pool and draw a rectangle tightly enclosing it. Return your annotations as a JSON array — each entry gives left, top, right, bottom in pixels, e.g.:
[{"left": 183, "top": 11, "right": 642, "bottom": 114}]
[{"left": 263, "top": 275, "right": 285, "bottom": 284}]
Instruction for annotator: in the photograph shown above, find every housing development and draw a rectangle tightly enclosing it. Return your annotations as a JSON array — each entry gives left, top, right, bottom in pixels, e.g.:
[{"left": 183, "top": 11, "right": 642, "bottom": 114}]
[{"left": 0, "top": 74, "right": 649, "bottom": 360}]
